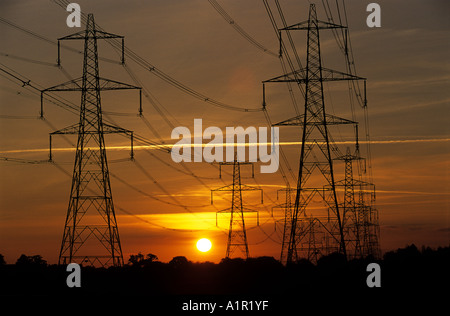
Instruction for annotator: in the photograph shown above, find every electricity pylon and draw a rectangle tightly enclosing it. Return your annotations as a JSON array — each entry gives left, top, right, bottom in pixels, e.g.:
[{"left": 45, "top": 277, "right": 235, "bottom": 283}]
[
  {"left": 41, "top": 14, "right": 141, "bottom": 267},
  {"left": 333, "top": 147, "right": 380, "bottom": 259},
  {"left": 334, "top": 147, "right": 365, "bottom": 259},
  {"left": 263, "top": 4, "right": 367, "bottom": 264},
  {"left": 211, "top": 154, "right": 262, "bottom": 259},
  {"left": 272, "top": 185, "right": 295, "bottom": 263},
  {"left": 336, "top": 148, "right": 363, "bottom": 259}
]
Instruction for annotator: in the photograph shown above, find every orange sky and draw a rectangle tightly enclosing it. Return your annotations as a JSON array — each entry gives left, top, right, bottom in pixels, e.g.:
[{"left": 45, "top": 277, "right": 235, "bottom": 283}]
[{"left": 0, "top": 0, "right": 449, "bottom": 264}]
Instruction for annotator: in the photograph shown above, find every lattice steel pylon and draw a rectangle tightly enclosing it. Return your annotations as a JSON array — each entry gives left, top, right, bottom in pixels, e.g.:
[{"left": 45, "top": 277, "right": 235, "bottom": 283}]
[
  {"left": 334, "top": 147, "right": 364, "bottom": 259},
  {"left": 41, "top": 14, "right": 141, "bottom": 267},
  {"left": 338, "top": 148, "right": 363, "bottom": 259},
  {"left": 333, "top": 147, "right": 380, "bottom": 259},
  {"left": 272, "top": 185, "right": 295, "bottom": 263},
  {"left": 263, "top": 4, "right": 368, "bottom": 264},
  {"left": 211, "top": 155, "right": 262, "bottom": 259}
]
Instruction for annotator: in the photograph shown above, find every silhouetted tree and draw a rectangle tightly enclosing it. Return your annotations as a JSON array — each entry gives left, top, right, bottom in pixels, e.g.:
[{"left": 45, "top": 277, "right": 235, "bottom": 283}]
[
  {"left": 15, "top": 254, "right": 47, "bottom": 266},
  {"left": 146, "top": 253, "right": 158, "bottom": 262},
  {"left": 128, "top": 252, "right": 144, "bottom": 266},
  {"left": 128, "top": 252, "right": 159, "bottom": 267},
  {"left": 0, "top": 247, "right": 448, "bottom": 296},
  {"left": 383, "top": 243, "right": 421, "bottom": 264},
  {"left": 169, "top": 256, "right": 190, "bottom": 268},
  {"left": 219, "top": 257, "right": 245, "bottom": 267},
  {"left": 0, "top": 254, "right": 5, "bottom": 265}
]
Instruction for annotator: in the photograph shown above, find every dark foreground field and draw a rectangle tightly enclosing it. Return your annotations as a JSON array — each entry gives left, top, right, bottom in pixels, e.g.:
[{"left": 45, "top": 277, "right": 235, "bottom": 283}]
[{"left": 1, "top": 244, "right": 448, "bottom": 310}]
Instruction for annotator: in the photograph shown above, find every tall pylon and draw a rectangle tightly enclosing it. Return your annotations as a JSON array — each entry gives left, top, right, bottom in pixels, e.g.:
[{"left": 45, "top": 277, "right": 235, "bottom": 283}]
[
  {"left": 211, "top": 154, "right": 262, "bottom": 259},
  {"left": 333, "top": 147, "right": 380, "bottom": 259},
  {"left": 272, "top": 185, "right": 295, "bottom": 263},
  {"left": 263, "top": 4, "right": 367, "bottom": 264},
  {"left": 337, "top": 148, "right": 363, "bottom": 259},
  {"left": 42, "top": 14, "right": 141, "bottom": 267}
]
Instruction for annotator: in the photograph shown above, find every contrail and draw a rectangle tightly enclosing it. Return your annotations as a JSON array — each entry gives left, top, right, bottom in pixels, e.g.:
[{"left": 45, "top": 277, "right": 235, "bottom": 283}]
[{"left": 1, "top": 138, "right": 449, "bottom": 155}]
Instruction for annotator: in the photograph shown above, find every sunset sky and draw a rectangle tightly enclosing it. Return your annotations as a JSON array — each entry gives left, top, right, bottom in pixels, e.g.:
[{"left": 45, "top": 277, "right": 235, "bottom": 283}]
[{"left": 0, "top": 0, "right": 449, "bottom": 264}]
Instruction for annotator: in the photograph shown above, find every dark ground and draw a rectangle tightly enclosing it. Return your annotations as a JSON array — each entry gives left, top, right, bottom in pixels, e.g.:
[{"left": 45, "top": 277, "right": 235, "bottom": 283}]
[{"left": 0, "top": 244, "right": 448, "bottom": 311}]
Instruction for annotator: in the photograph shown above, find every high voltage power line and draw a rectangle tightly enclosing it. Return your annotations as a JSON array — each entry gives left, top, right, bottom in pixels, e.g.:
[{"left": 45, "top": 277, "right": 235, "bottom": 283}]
[
  {"left": 207, "top": 0, "right": 279, "bottom": 58},
  {"left": 0, "top": 62, "right": 229, "bottom": 223},
  {"left": 0, "top": 2, "right": 291, "bottom": 247},
  {"left": 319, "top": 0, "right": 374, "bottom": 184},
  {"left": 51, "top": 0, "right": 265, "bottom": 114},
  {"left": 49, "top": 0, "right": 285, "bottom": 228},
  {"left": 0, "top": 1, "right": 376, "bottom": 255},
  {"left": 261, "top": 1, "right": 379, "bottom": 263},
  {"left": 0, "top": 54, "right": 279, "bottom": 244},
  {"left": 0, "top": 7, "right": 282, "bottom": 179}
]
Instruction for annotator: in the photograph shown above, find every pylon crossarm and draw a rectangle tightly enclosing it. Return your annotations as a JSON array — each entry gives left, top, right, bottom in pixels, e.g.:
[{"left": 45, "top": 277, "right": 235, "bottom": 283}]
[
  {"left": 102, "top": 123, "right": 132, "bottom": 135},
  {"left": 263, "top": 67, "right": 365, "bottom": 83},
  {"left": 212, "top": 184, "right": 260, "bottom": 194},
  {"left": 281, "top": 19, "right": 346, "bottom": 31},
  {"left": 41, "top": 77, "right": 142, "bottom": 116},
  {"left": 58, "top": 30, "right": 86, "bottom": 41},
  {"left": 216, "top": 207, "right": 259, "bottom": 227},
  {"left": 98, "top": 78, "right": 141, "bottom": 91},
  {"left": 50, "top": 123, "right": 80, "bottom": 135},
  {"left": 42, "top": 77, "right": 83, "bottom": 92},
  {"left": 273, "top": 113, "right": 357, "bottom": 127},
  {"left": 211, "top": 184, "right": 263, "bottom": 204},
  {"left": 211, "top": 184, "right": 234, "bottom": 193},
  {"left": 58, "top": 29, "right": 123, "bottom": 41},
  {"left": 321, "top": 67, "right": 365, "bottom": 81},
  {"left": 91, "top": 30, "right": 124, "bottom": 40}
]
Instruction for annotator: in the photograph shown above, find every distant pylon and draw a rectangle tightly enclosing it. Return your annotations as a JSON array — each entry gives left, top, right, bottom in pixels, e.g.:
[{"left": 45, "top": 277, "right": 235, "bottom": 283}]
[
  {"left": 334, "top": 147, "right": 364, "bottom": 259},
  {"left": 211, "top": 154, "right": 262, "bottom": 259},
  {"left": 263, "top": 4, "right": 367, "bottom": 264},
  {"left": 333, "top": 147, "right": 380, "bottom": 259},
  {"left": 42, "top": 14, "right": 141, "bottom": 267},
  {"left": 272, "top": 185, "right": 295, "bottom": 263}
]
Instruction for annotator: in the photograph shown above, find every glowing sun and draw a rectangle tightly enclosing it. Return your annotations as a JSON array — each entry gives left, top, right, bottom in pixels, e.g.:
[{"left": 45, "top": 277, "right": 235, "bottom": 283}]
[{"left": 196, "top": 238, "right": 212, "bottom": 252}]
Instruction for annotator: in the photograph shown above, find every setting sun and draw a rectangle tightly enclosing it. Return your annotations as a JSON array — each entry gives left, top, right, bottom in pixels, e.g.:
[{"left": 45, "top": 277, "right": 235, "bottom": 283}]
[{"left": 196, "top": 238, "right": 212, "bottom": 252}]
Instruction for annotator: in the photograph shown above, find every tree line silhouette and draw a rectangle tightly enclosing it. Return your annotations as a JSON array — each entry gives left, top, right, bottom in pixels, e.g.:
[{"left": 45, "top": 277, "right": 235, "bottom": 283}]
[{"left": 0, "top": 244, "right": 448, "bottom": 297}]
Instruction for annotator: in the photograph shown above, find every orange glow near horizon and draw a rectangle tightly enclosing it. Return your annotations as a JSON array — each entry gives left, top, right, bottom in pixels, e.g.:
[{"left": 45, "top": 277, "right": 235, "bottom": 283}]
[{"left": 0, "top": 0, "right": 449, "bottom": 268}]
